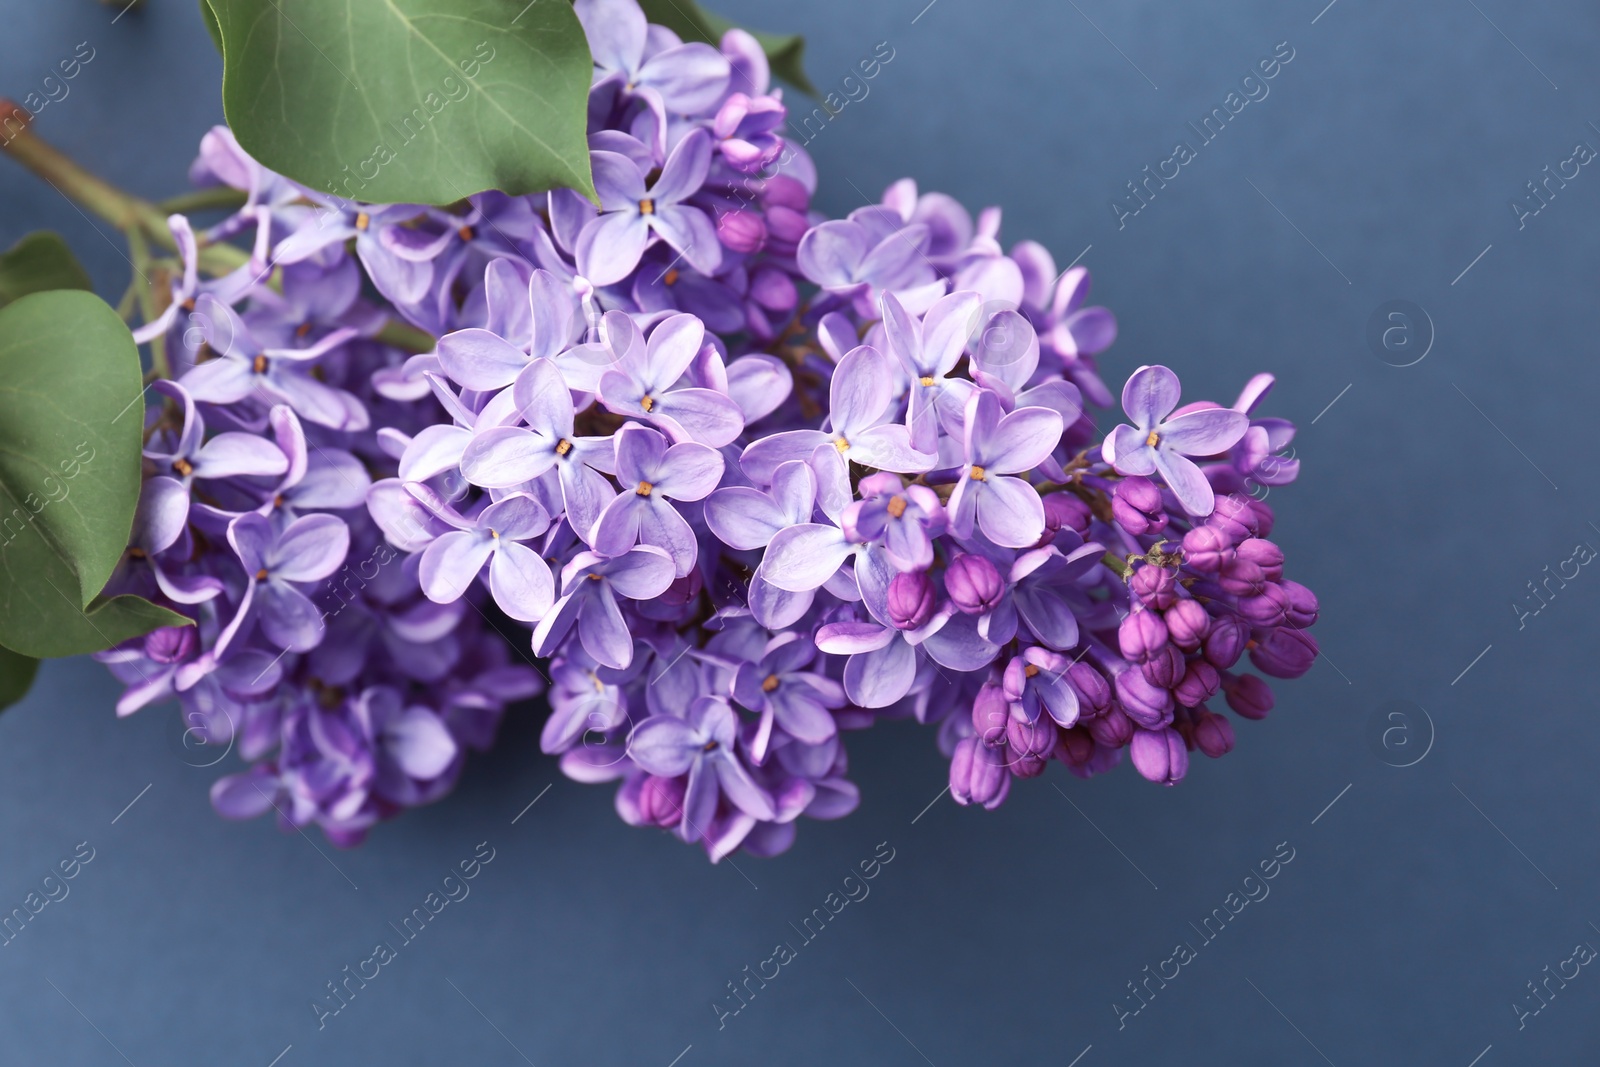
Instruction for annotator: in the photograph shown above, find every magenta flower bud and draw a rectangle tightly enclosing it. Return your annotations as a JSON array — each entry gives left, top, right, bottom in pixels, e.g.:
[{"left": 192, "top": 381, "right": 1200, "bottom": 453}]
[
  {"left": 1057, "top": 725, "right": 1096, "bottom": 766},
  {"left": 761, "top": 174, "right": 811, "bottom": 211},
  {"left": 1235, "top": 538, "right": 1284, "bottom": 581},
  {"left": 1182, "top": 525, "right": 1233, "bottom": 572},
  {"left": 1223, "top": 672, "right": 1275, "bottom": 719},
  {"left": 1219, "top": 557, "right": 1266, "bottom": 598},
  {"left": 1043, "top": 492, "right": 1092, "bottom": 538},
  {"left": 1008, "top": 713, "right": 1058, "bottom": 760},
  {"left": 1164, "top": 598, "right": 1210, "bottom": 650},
  {"left": 1067, "top": 662, "right": 1111, "bottom": 717},
  {"left": 1011, "top": 751, "right": 1050, "bottom": 778},
  {"left": 764, "top": 204, "right": 810, "bottom": 244},
  {"left": 1086, "top": 705, "right": 1135, "bottom": 747},
  {"left": 717, "top": 209, "right": 767, "bottom": 253},
  {"left": 1193, "top": 710, "right": 1236, "bottom": 758},
  {"left": 1248, "top": 499, "right": 1276, "bottom": 538},
  {"left": 1238, "top": 583, "right": 1290, "bottom": 628},
  {"left": 946, "top": 553, "right": 1004, "bottom": 614},
  {"left": 1174, "top": 659, "right": 1221, "bottom": 707},
  {"left": 1141, "top": 644, "right": 1186, "bottom": 689},
  {"left": 749, "top": 266, "right": 798, "bottom": 313},
  {"left": 1249, "top": 627, "right": 1319, "bottom": 679},
  {"left": 950, "top": 735, "right": 1011, "bottom": 809},
  {"left": 970, "top": 681, "right": 1009, "bottom": 743},
  {"left": 1115, "top": 667, "right": 1174, "bottom": 728},
  {"left": 1129, "top": 564, "right": 1178, "bottom": 610},
  {"left": 1118, "top": 608, "right": 1169, "bottom": 663},
  {"left": 1130, "top": 727, "right": 1189, "bottom": 786},
  {"left": 144, "top": 625, "right": 195, "bottom": 664},
  {"left": 638, "top": 775, "right": 686, "bottom": 827},
  {"left": 1281, "top": 580, "right": 1319, "bottom": 627},
  {"left": 1212, "top": 493, "right": 1263, "bottom": 539},
  {"left": 1112, "top": 476, "right": 1167, "bottom": 535},
  {"left": 1203, "top": 614, "right": 1250, "bottom": 669},
  {"left": 887, "top": 570, "right": 935, "bottom": 630}
]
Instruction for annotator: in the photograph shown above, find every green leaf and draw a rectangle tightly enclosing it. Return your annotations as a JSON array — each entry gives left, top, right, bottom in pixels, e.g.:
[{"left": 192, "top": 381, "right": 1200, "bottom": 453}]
[
  {"left": 0, "top": 645, "right": 38, "bottom": 712},
  {"left": 199, "top": 0, "right": 224, "bottom": 55},
  {"left": 0, "top": 291, "right": 190, "bottom": 658},
  {"left": 207, "top": 0, "right": 596, "bottom": 205},
  {"left": 0, "top": 232, "right": 93, "bottom": 309},
  {"left": 637, "top": 0, "right": 814, "bottom": 96}
]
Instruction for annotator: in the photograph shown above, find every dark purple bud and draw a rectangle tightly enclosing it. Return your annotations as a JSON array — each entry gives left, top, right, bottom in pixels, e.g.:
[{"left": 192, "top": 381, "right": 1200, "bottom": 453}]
[
  {"left": 638, "top": 775, "right": 686, "bottom": 827},
  {"left": 887, "top": 570, "right": 935, "bottom": 630},
  {"left": 1249, "top": 627, "right": 1319, "bottom": 679},
  {"left": 1115, "top": 667, "right": 1174, "bottom": 728},
  {"left": 1219, "top": 557, "right": 1266, "bottom": 598},
  {"left": 1067, "top": 662, "right": 1112, "bottom": 717},
  {"left": 1238, "top": 583, "right": 1290, "bottom": 628},
  {"left": 144, "top": 625, "right": 195, "bottom": 664},
  {"left": 1182, "top": 525, "right": 1233, "bottom": 572},
  {"left": 1118, "top": 608, "right": 1168, "bottom": 663},
  {"left": 1086, "top": 705, "right": 1135, "bottom": 747},
  {"left": 949, "top": 735, "right": 1010, "bottom": 809},
  {"left": 761, "top": 174, "right": 811, "bottom": 211},
  {"left": 1141, "top": 644, "right": 1186, "bottom": 689},
  {"left": 970, "top": 681, "right": 1009, "bottom": 744},
  {"left": 1223, "top": 672, "right": 1275, "bottom": 719},
  {"left": 1130, "top": 727, "right": 1189, "bottom": 785},
  {"left": 1008, "top": 714, "right": 1058, "bottom": 760},
  {"left": 1043, "top": 492, "right": 1092, "bottom": 538},
  {"left": 1164, "top": 598, "right": 1210, "bottom": 651},
  {"left": 1235, "top": 538, "right": 1284, "bottom": 581},
  {"left": 717, "top": 209, "right": 767, "bottom": 254},
  {"left": 661, "top": 569, "right": 703, "bottom": 608},
  {"left": 1112, "top": 476, "right": 1167, "bottom": 535},
  {"left": 1057, "top": 725, "right": 1096, "bottom": 766},
  {"left": 1281, "top": 580, "right": 1319, "bottom": 627},
  {"left": 1193, "top": 709, "right": 1236, "bottom": 758},
  {"left": 1011, "top": 752, "right": 1050, "bottom": 778},
  {"left": 1203, "top": 614, "right": 1250, "bottom": 669},
  {"left": 749, "top": 266, "right": 797, "bottom": 313},
  {"left": 1212, "top": 493, "right": 1263, "bottom": 539},
  {"left": 1173, "top": 659, "right": 1221, "bottom": 707},
  {"left": 1129, "top": 564, "right": 1178, "bottom": 610},
  {"left": 946, "top": 553, "right": 1004, "bottom": 614},
  {"left": 764, "top": 205, "right": 810, "bottom": 244},
  {"left": 1248, "top": 499, "right": 1275, "bottom": 538}
]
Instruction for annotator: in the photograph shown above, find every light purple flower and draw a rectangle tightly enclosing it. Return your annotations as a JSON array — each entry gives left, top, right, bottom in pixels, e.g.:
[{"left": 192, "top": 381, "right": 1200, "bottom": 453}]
[
  {"left": 576, "top": 130, "right": 722, "bottom": 286},
  {"left": 731, "top": 632, "right": 844, "bottom": 763},
  {"left": 946, "top": 389, "right": 1062, "bottom": 548},
  {"left": 590, "top": 424, "right": 724, "bottom": 575},
  {"left": 627, "top": 697, "right": 776, "bottom": 842},
  {"left": 704, "top": 459, "right": 816, "bottom": 551},
  {"left": 840, "top": 471, "right": 944, "bottom": 571},
  {"left": 532, "top": 546, "right": 677, "bottom": 669},
  {"left": 1103, "top": 365, "right": 1249, "bottom": 517},
  {"left": 881, "top": 289, "right": 981, "bottom": 452},
  {"left": 416, "top": 492, "right": 555, "bottom": 623},
  {"left": 589, "top": 311, "right": 744, "bottom": 446},
  {"left": 228, "top": 512, "right": 350, "bottom": 651},
  {"left": 576, "top": 0, "right": 731, "bottom": 124}
]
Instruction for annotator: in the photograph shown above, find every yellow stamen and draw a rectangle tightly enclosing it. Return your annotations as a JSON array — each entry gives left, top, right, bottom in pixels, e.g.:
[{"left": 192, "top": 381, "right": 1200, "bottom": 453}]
[
  {"left": 1024, "top": 663, "right": 1039, "bottom": 678},
  {"left": 886, "top": 495, "right": 907, "bottom": 518},
  {"left": 637, "top": 481, "right": 654, "bottom": 497},
  {"left": 761, "top": 674, "right": 780, "bottom": 693},
  {"left": 255, "top": 568, "right": 269, "bottom": 581},
  {"left": 458, "top": 224, "right": 476, "bottom": 241},
  {"left": 1146, "top": 429, "right": 1160, "bottom": 447},
  {"left": 639, "top": 198, "right": 655, "bottom": 215},
  {"left": 640, "top": 395, "right": 654, "bottom": 413},
  {"left": 491, "top": 529, "right": 499, "bottom": 539},
  {"left": 355, "top": 212, "right": 370, "bottom": 231},
  {"left": 172, "top": 458, "right": 193, "bottom": 478},
  {"left": 918, "top": 375, "right": 935, "bottom": 387},
  {"left": 555, "top": 439, "right": 573, "bottom": 456},
  {"left": 663, "top": 268, "right": 680, "bottom": 286},
  {"left": 970, "top": 465, "right": 986, "bottom": 481},
  {"left": 834, "top": 436, "right": 850, "bottom": 452},
  {"left": 295, "top": 322, "right": 313, "bottom": 337}
]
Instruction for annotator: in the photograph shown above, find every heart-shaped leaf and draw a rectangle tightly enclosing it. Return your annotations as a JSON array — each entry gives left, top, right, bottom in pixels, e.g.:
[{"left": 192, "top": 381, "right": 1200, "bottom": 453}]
[
  {"left": 207, "top": 0, "right": 596, "bottom": 205},
  {"left": 0, "top": 290, "right": 190, "bottom": 658},
  {"left": 637, "top": 0, "right": 814, "bottom": 95},
  {"left": 0, "top": 232, "right": 92, "bottom": 308},
  {"left": 0, "top": 645, "right": 38, "bottom": 712}
]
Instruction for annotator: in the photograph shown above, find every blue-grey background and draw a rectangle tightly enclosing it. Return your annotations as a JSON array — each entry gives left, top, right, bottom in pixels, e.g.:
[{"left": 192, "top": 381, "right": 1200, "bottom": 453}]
[{"left": 2, "top": 0, "right": 1597, "bottom": 1063}]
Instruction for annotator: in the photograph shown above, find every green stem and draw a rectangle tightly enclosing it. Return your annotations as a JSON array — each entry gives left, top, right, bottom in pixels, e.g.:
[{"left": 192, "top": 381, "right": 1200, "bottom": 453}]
[
  {"left": 125, "top": 227, "right": 169, "bottom": 380},
  {"left": 157, "top": 187, "right": 249, "bottom": 214},
  {"left": 1101, "top": 550, "right": 1132, "bottom": 580},
  {"left": 375, "top": 319, "right": 437, "bottom": 354}
]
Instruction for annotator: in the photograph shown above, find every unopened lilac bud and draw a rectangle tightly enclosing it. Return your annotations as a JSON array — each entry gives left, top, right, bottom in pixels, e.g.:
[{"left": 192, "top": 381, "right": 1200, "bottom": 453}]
[
  {"left": 761, "top": 174, "right": 810, "bottom": 211},
  {"left": 749, "top": 265, "right": 797, "bottom": 313},
  {"left": 1129, "top": 564, "right": 1178, "bottom": 610},
  {"left": 970, "top": 681, "right": 1009, "bottom": 743},
  {"left": 1247, "top": 499, "right": 1275, "bottom": 538},
  {"left": 1223, "top": 672, "right": 1275, "bottom": 719},
  {"left": 1141, "top": 644, "right": 1185, "bottom": 689},
  {"left": 1219, "top": 557, "right": 1266, "bottom": 598},
  {"left": 764, "top": 204, "right": 809, "bottom": 244},
  {"left": 887, "top": 570, "right": 935, "bottom": 630},
  {"left": 1238, "top": 583, "right": 1289, "bottom": 628},
  {"left": 1203, "top": 614, "right": 1250, "bottom": 669},
  {"left": 950, "top": 735, "right": 1010, "bottom": 809},
  {"left": 1281, "top": 580, "right": 1319, "bottom": 627},
  {"left": 946, "top": 553, "right": 1004, "bottom": 614},
  {"left": 1115, "top": 668, "right": 1174, "bottom": 728},
  {"left": 1235, "top": 538, "right": 1284, "bottom": 581},
  {"left": 1118, "top": 608, "right": 1168, "bottom": 663},
  {"left": 1057, "top": 725, "right": 1096, "bottom": 766},
  {"left": 1112, "top": 476, "right": 1167, "bottom": 535},
  {"left": 1249, "top": 627, "right": 1318, "bottom": 679},
  {"left": 717, "top": 209, "right": 767, "bottom": 253},
  {"left": 1174, "top": 659, "right": 1221, "bottom": 707},
  {"left": 1067, "top": 662, "right": 1111, "bottom": 717},
  {"left": 1130, "top": 727, "right": 1189, "bottom": 786},
  {"left": 1008, "top": 714, "right": 1058, "bottom": 760},
  {"left": 1164, "top": 598, "right": 1210, "bottom": 650},
  {"left": 638, "top": 775, "right": 686, "bottom": 827},
  {"left": 1212, "top": 493, "right": 1263, "bottom": 539},
  {"left": 1182, "top": 525, "right": 1233, "bottom": 572},
  {"left": 1193, "top": 709, "right": 1236, "bottom": 758},
  {"left": 1043, "top": 492, "right": 1092, "bottom": 538},
  {"left": 1011, "top": 752, "right": 1050, "bottom": 778},
  {"left": 1086, "top": 704, "right": 1135, "bottom": 747},
  {"left": 145, "top": 625, "right": 195, "bottom": 664}
]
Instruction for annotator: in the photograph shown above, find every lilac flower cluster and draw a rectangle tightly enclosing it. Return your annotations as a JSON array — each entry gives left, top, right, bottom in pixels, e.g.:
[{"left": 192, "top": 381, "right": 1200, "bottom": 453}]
[{"left": 95, "top": 0, "right": 1318, "bottom": 857}]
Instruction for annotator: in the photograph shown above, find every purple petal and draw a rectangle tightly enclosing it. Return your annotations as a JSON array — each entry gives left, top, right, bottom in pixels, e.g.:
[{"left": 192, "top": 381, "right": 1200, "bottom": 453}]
[
  {"left": 704, "top": 487, "right": 787, "bottom": 550},
  {"left": 713, "top": 752, "right": 776, "bottom": 820},
  {"left": 656, "top": 441, "right": 724, "bottom": 500},
  {"left": 1151, "top": 450, "right": 1216, "bottom": 517},
  {"left": 437, "top": 328, "right": 528, "bottom": 392},
  {"left": 588, "top": 149, "right": 649, "bottom": 210},
  {"left": 762, "top": 524, "right": 852, "bottom": 592},
  {"left": 1159, "top": 407, "right": 1249, "bottom": 457},
  {"left": 576, "top": 211, "right": 650, "bottom": 287},
  {"left": 830, "top": 345, "right": 893, "bottom": 434},
  {"left": 982, "top": 405, "right": 1063, "bottom": 474},
  {"left": 489, "top": 542, "right": 555, "bottom": 622},
  {"left": 271, "top": 513, "right": 349, "bottom": 582},
  {"left": 1121, "top": 364, "right": 1180, "bottom": 427},
  {"left": 256, "top": 580, "right": 324, "bottom": 652},
  {"left": 384, "top": 706, "right": 458, "bottom": 779},
  {"left": 460, "top": 426, "right": 554, "bottom": 488},
  {"left": 601, "top": 546, "right": 677, "bottom": 599},
  {"left": 398, "top": 424, "right": 471, "bottom": 482},
  {"left": 419, "top": 530, "right": 494, "bottom": 603},
  {"left": 976, "top": 474, "right": 1046, "bottom": 548},
  {"left": 1104, "top": 424, "right": 1157, "bottom": 476},
  {"left": 628, "top": 716, "right": 698, "bottom": 776},
  {"left": 843, "top": 637, "right": 916, "bottom": 708},
  {"left": 797, "top": 220, "right": 868, "bottom": 288}
]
